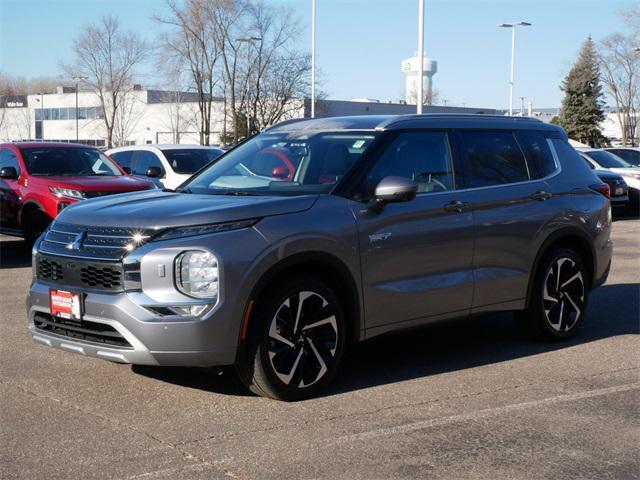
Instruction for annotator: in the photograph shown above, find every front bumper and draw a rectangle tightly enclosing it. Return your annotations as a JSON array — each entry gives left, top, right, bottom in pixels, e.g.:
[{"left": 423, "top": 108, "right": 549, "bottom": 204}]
[{"left": 26, "top": 281, "right": 237, "bottom": 366}]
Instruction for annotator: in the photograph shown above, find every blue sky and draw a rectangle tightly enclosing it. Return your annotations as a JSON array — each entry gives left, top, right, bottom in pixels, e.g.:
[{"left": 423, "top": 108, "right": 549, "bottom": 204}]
[{"left": 0, "top": 0, "right": 635, "bottom": 109}]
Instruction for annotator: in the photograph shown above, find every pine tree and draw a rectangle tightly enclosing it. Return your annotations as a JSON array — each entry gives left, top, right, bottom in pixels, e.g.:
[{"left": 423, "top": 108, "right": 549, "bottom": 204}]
[{"left": 559, "top": 37, "right": 608, "bottom": 147}]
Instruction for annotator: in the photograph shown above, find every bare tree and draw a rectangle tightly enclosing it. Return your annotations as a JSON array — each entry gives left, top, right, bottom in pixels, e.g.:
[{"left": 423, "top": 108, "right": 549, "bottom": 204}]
[
  {"left": 0, "top": 72, "right": 60, "bottom": 96},
  {"left": 112, "top": 89, "right": 145, "bottom": 146},
  {"left": 598, "top": 8, "right": 640, "bottom": 146},
  {"left": 156, "top": 0, "right": 223, "bottom": 145},
  {"left": 63, "top": 16, "right": 149, "bottom": 148}
]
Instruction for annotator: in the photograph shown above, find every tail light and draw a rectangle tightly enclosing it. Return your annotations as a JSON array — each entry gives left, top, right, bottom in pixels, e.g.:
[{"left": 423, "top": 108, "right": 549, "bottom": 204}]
[{"left": 590, "top": 183, "right": 610, "bottom": 198}]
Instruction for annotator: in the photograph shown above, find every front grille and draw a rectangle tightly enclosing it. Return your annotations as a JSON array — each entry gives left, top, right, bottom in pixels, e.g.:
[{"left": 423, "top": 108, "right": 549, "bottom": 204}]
[
  {"left": 37, "top": 254, "right": 124, "bottom": 292},
  {"left": 37, "top": 257, "right": 64, "bottom": 281},
  {"left": 34, "top": 312, "right": 132, "bottom": 348},
  {"left": 38, "top": 222, "right": 158, "bottom": 261},
  {"left": 80, "top": 265, "right": 122, "bottom": 289}
]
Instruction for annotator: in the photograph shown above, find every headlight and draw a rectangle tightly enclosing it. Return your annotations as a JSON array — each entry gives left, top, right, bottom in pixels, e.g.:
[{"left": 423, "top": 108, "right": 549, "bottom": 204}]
[
  {"left": 176, "top": 250, "right": 219, "bottom": 299},
  {"left": 50, "top": 187, "right": 85, "bottom": 200}
]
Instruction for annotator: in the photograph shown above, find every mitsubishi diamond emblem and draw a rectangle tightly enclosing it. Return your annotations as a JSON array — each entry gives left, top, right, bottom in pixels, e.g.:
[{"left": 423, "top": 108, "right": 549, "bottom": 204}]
[{"left": 66, "top": 231, "right": 87, "bottom": 251}]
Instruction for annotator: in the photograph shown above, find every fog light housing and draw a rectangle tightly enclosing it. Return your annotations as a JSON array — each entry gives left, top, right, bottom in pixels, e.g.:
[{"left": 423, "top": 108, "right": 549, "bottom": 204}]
[{"left": 176, "top": 250, "right": 219, "bottom": 299}]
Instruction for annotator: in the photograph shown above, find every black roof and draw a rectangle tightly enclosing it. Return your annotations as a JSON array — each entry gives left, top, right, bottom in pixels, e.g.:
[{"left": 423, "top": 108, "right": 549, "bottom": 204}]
[{"left": 266, "top": 114, "right": 562, "bottom": 134}]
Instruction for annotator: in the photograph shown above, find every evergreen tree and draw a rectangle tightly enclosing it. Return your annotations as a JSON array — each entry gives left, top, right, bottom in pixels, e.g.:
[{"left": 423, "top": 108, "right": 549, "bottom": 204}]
[{"left": 559, "top": 37, "right": 608, "bottom": 146}]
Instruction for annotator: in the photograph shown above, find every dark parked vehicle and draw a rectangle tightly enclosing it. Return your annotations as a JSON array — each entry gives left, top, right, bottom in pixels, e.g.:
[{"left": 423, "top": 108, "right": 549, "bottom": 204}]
[
  {"left": 594, "top": 170, "right": 629, "bottom": 210},
  {"left": 27, "top": 115, "right": 612, "bottom": 400},
  {"left": 0, "top": 142, "right": 156, "bottom": 244}
]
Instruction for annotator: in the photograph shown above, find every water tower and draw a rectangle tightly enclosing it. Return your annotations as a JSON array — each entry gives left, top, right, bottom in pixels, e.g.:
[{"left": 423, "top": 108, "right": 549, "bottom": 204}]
[{"left": 401, "top": 54, "right": 437, "bottom": 104}]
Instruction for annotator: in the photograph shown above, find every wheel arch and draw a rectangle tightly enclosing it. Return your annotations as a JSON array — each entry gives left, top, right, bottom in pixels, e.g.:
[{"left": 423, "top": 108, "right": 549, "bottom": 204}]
[
  {"left": 19, "top": 199, "right": 48, "bottom": 227},
  {"left": 525, "top": 227, "right": 596, "bottom": 308},
  {"left": 237, "top": 251, "right": 362, "bottom": 355}
]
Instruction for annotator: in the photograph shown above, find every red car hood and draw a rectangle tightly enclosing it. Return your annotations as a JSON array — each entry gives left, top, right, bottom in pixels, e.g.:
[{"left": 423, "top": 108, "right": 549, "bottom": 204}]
[{"left": 41, "top": 175, "right": 155, "bottom": 192}]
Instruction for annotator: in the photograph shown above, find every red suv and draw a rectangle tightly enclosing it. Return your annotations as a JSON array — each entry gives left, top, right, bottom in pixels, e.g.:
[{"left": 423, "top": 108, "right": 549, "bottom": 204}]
[{"left": 0, "top": 142, "right": 156, "bottom": 244}]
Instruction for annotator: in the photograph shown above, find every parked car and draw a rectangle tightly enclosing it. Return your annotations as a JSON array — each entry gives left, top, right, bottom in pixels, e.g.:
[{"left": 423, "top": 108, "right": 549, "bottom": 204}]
[
  {"left": 0, "top": 142, "right": 156, "bottom": 244},
  {"left": 604, "top": 147, "right": 640, "bottom": 167},
  {"left": 106, "top": 144, "right": 225, "bottom": 190},
  {"left": 577, "top": 148, "right": 640, "bottom": 212},
  {"left": 28, "top": 115, "right": 612, "bottom": 400},
  {"left": 594, "top": 170, "right": 629, "bottom": 210}
]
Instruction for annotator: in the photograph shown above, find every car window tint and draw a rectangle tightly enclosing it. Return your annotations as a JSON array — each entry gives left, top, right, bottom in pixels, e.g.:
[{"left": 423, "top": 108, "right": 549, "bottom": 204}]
[
  {"left": 459, "top": 131, "right": 529, "bottom": 188},
  {"left": 365, "top": 131, "right": 455, "bottom": 194},
  {"left": 0, "top": 149, "right": 20, "bottom": 175},
  {"left": 110, "top": 151, "right": 133, "bottom": 169},
  {"left": 132, "top": 151, "right": 163, "bottom": 175},
  {"left": 515, "top": 131, "right": 557, "bottom": 179},
  {"left": 549, "top": 139, "right": 592, "bottom": 170},
  {"left": 607, "top": 149, "right": 640, "bottom": 166}
]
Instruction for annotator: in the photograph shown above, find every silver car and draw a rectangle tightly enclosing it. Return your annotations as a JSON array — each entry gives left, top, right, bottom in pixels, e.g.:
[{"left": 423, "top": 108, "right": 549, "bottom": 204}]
[{"left": 27, "top": 115, "right": 613, "bottom": 400}]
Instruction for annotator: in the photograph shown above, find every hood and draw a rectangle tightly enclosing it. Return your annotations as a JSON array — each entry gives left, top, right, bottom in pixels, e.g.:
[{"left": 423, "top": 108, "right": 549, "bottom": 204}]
[
  {"left": 42, "top": 175, "right": 154, "bottom": 192},
  {"left": 56, "top": 190, "right": 318, "bottom": 229}
]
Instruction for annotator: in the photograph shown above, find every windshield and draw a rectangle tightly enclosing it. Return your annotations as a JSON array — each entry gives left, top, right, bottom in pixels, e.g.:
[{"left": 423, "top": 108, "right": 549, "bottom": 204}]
[
  {"left": 21, "top": 147, "right": 122, "bottom": 176},
  {"left": 587, "top": 150, "right": 632, "bottom": 169},
  {"left": 163, "top": 148, "right": 224, "bottom": 175},
  {"left": 184, "top": 131, "right": 378, "bottom": 196}
]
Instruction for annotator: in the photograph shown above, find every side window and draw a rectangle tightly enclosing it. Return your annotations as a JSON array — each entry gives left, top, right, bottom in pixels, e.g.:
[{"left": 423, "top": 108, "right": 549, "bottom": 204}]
[
  {"left": 132, "top": 151, "right": 163, "bottom": 175},
  {"left": 364, "top": 131, "right": 456, "bottom": 194},
  {"left": 0, "top": 149, "right": 21, "bottom": 175},
  {"left": 110, "top": 151, "right": 133, "bottom": 169},
  {"left": 515, "top": 131, "right": 557, "bottom": 179},
  {"left": 459, "top": 131, "right": 529, "bottom": 188},
  {"left": 550, "top": 139, "right": 593, "bottom": 170}
]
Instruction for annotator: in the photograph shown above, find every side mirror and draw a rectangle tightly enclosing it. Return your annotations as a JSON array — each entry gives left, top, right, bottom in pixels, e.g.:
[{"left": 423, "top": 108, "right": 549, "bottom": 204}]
[
  {"left": 374, "top": 176, "right": 418, "bottom": 204},
  {"left": 146, "top": 166, "right": 163, "bottom": 178},
  {"left": 122, "top": 166, "right": 132, "bottom": 175},
  {"left": 0, "top": 167, "right": 18, "bottom": 180},
  {"left": 271, "top": 166, "right": 288, "bottom": 179}
]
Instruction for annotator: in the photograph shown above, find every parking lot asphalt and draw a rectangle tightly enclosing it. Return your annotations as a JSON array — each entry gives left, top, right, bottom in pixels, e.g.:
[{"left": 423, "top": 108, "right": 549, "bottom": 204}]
[{"left": 1, "top": 218, "right": 639, "bottom": 480}]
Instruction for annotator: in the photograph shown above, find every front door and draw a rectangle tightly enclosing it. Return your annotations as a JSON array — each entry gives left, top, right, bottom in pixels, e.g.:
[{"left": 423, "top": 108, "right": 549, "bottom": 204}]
[
  {"left": 0, "top": 148, "right": 22, "bottom": 231},
  {"left": 349, "top": 130, "right": 475, "bottom": 332}
]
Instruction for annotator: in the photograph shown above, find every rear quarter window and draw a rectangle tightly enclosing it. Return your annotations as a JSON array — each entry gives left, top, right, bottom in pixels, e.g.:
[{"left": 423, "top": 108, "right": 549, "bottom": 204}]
[{"left": 515, "top": 131, "right": 557, "bottom": 179}]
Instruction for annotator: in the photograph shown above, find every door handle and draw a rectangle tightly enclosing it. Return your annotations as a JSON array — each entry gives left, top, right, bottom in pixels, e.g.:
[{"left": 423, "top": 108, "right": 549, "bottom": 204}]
[
  {"left": 530, "top": 190, "right": 552, "bottom": 201},
  {"left": 443, "top": 200, "right": 470, "bottom": 213}
]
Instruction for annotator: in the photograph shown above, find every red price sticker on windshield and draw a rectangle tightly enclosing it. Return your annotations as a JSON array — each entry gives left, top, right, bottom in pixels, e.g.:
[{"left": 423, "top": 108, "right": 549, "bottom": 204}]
[{"left": 50, "top": 289, "right": 82, "bottom": 320}]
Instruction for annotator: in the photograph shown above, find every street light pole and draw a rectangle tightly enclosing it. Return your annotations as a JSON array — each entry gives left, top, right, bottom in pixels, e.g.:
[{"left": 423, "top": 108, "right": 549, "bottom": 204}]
[
  {"left": 311, "top": 0, "right": 316, "bottom": 118},
  {"left": 236, "top": 36, "right": 262, "bottom": 138},
  {"left": 498, "top": 21, "right": 531, "bottom": 116},
  {"left": 72, "top": 76, "right": 88, "bottom": 142},
  {"left": 417, "top": 0, "right": 425, "bottom": 114}
]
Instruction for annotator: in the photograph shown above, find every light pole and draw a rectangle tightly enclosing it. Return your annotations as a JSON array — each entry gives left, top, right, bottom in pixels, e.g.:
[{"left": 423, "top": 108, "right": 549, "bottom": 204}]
[
  {"left": 498, "top": 21, "right": 531, "bottom": 116},
  {"left": 72, "top": 76, "right": 88, "bottom": 142},
  {"left": 311, "top": 0, "right": 316, "bottom": 118},
  {"left": 38, "top": 93, "right": 45, "bottom": 140},
  {"left": 236, "top": 36, "right": 262, "bottom": 138},
  {"left": 417, "top": 0, "right": 425, "bottom": 114}
]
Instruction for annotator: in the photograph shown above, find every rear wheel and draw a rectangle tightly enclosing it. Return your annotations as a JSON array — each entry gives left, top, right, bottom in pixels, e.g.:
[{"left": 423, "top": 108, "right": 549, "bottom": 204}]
[
  {"left": 517, "top": 248, "right": 589, "bottom": 340},
  {"left": 23, "top": 209, "right": 51, "bottom": 247},
  {"left": 237, "top": 275, "right": 346, "bottom": 401}
]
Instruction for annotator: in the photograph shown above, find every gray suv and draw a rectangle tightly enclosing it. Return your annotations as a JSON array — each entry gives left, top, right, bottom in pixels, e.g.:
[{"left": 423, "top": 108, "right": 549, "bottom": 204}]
[{"left": 27, "top": 115, "right": 613, "bottom": 400}]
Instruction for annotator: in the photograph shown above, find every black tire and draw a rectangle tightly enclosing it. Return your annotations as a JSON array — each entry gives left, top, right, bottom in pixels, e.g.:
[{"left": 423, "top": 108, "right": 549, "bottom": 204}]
[
  {"left": 23, "top": 209, "right": 52, "bottom": 247},
  {"left": 516, "top": 248, "right": 589, "bottom": 341},
  {"left": 236, "top": 275, "right": 346, "bottom": 401}
]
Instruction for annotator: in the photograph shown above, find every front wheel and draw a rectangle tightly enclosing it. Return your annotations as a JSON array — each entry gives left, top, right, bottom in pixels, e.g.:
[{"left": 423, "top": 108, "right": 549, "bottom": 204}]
[
  {"left": 516, "top": 248, "right": 589, "bottom": 341},
  {"left": 237, "top": 275, "right": 346, "bottom": 401}
]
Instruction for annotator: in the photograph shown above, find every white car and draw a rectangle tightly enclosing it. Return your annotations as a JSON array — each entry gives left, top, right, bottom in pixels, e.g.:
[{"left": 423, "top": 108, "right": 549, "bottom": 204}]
[
  {"left": 605, "top": 147, "right": 640, "bottom": 167},
  {"left": 106, "top": 144, "right": 224, "bottom": 190},
  {"left": 577, "top": 148, "right": 640, "bottom": 211}
]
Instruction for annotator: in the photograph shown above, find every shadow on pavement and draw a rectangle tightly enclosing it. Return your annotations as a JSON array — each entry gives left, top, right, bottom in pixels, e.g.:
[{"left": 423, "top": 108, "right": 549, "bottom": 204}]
[
  {"left": 0, "top": 237, "right": 31, "bottom": 269},
  {"left": 132, "top": 282, "right": 639, "bottom": 398}
]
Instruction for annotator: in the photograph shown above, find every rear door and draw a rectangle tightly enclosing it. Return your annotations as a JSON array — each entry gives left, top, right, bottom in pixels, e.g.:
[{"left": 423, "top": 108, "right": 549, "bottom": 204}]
[
  {"left": 350, "top": 130, "right": 476, "bottom": 334},
  {"left": 454, "top": 129, "right": 563, "bottom": 311}
]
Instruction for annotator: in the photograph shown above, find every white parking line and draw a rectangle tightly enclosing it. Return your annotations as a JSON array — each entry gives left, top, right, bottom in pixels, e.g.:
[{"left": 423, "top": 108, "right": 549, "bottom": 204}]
[{"left": 332, "top": 382, "right": 640, "bottom": 445}]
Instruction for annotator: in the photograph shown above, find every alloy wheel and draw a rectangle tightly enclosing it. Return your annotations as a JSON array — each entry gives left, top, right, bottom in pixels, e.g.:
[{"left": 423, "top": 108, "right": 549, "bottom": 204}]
[
  {"left": 543, "top": 257, "right": 585, "bottom": 333},
  {"left": 267, "top": 290, "right": 338, "bottom": 388}
]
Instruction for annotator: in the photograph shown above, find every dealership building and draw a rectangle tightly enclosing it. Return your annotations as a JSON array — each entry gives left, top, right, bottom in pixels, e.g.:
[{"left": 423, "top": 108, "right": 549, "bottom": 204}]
[{"left": 0, "top": 85, "right": 499, "bottom": 147}]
